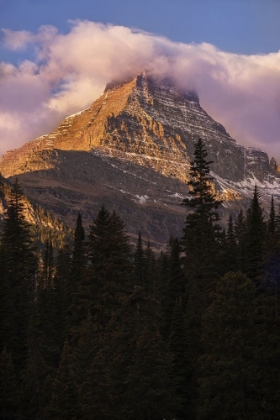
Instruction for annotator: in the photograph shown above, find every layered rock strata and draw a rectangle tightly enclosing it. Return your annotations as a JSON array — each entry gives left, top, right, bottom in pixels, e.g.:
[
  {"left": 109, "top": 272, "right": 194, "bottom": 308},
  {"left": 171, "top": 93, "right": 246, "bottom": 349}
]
[{"left": 0, "top": 74, "right": 279, "bottom": 246}]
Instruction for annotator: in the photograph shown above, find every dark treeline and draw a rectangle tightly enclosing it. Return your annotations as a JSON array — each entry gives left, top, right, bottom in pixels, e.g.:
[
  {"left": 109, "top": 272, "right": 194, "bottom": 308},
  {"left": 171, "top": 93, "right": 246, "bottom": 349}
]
[{"left": 1, "top": 139, "right": 280, "bottom": 419}]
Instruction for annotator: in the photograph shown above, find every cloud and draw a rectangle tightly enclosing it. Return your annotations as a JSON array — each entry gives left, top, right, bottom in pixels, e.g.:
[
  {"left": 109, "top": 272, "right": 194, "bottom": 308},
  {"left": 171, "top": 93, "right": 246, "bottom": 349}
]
[{"left": 1, "top": 21, "right": 280, "bottom": 161}]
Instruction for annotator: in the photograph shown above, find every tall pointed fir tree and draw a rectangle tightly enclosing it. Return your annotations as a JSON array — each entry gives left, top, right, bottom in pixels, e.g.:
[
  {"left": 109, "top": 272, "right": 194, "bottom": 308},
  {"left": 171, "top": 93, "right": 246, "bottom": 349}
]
[
  {"left": 67, "top": 212, "right": 87, "bottom": 332},
  {"left": 234, "top": 209, "right": 247, "bottom": 272},
  {"left": 244, "top": 186, "right": 266, "bottom": 282},
  {"left": 198, "top": 271, "right": 280, "bottom": 419},
  {"left": 181, "top": 138, "right": 222, "bottom": 418},
  {"left": 23, "top": 239, "right": 67, "bottom": 419},
  {"left": 169, "top": 299, "right": 192, "bottom": 420},
  {"left": 268, "top": 195, "right": 276, "bottom": 236},
  {"left": 49, "top": 207, "right": 135, "bottom": 418},
  {"left": 133, "top": 231, "right": 146, "bottom": 287},
  {"left": 263, "top": 196, "right": 280, "bottom": 297},
  {"left": 78, "top": 208, "right": 134, "bottom": 418},
  {"left": 0, "top": 178, "right": 37, "bottom": 372},
  {"left": 223, "top": 215, "right": 238, "bottom": 273},
  {"left": 182, "top": 138, "right": 222, "bottom": 297},
  {"left": 162, "top": 236, "right": 186, "bottom": 339}
]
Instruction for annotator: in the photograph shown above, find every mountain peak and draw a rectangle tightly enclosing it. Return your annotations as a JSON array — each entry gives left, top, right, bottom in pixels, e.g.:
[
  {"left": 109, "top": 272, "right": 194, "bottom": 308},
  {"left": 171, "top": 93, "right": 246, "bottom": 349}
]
[{"left": 0, "top": 73, "right": 280, "bottom": 246}]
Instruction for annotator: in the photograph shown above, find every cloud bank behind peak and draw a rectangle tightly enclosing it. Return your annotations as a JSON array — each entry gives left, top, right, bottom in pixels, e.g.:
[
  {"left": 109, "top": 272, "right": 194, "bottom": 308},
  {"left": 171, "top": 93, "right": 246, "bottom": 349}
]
[{"left": 1, "top": 21, "right": 280, "bottom": 160}]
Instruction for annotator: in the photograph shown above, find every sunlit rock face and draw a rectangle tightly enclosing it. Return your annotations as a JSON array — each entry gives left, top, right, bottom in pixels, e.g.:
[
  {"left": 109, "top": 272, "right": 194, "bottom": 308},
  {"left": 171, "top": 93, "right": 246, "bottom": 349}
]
[{"left": 0, "top": 73, "right": 279, "bottom": 247}]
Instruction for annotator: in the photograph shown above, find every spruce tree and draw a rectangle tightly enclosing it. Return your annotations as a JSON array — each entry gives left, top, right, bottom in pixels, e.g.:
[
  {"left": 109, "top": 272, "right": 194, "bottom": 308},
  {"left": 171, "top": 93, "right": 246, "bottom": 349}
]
[
  {"left": 199, "top": 270, "right": 280, "bottom": 419},
  {"left": 169, "top": 300, "right": 192, "bottom": 420},
  {"left": 67, "top": 212, "right": 87, "bottom": 331},
  {"left": 0, "top": 179, "right": 37, "bottom": 371},
  {"left": 198, "top": 272, "right": 261, "bottom": 419},
  {"left": 223, "top": 215, "right": 238, "bottom": 273},
  {"left": 182, "top": 138, "right": 222, "bottom": 296},
  {"left": 268, "top": 195, "right": 276, "bottom": 235},
  {"left": 234, "top": 209, "right": 247, "bottom": 272},
  {"left": 133, "top": 231, "right": 145, "bottom": 286},
  {"left": 245, "top": 186, "right": 266, "bottom": 282},
  {"left": 162, "top": 236, "right": 185, "bottom": 339},
  {"left": 181, "top": 139, "right": 223, "bottom": 418},
  {"left": 47, "top": 340, "right": 80, "bottom": 420}
]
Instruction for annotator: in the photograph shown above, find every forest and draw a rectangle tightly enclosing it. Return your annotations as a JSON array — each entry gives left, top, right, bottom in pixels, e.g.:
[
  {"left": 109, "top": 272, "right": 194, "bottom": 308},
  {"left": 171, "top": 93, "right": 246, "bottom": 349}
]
[{"left": 0, "top": 139, "right": 280, "bottom": 420}]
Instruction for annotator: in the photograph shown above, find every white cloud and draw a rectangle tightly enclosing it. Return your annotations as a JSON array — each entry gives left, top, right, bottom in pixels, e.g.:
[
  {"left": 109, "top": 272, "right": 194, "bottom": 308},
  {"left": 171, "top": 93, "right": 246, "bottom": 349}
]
[{"left": 1, "top": 21, "right": 280, "bottom": 161}]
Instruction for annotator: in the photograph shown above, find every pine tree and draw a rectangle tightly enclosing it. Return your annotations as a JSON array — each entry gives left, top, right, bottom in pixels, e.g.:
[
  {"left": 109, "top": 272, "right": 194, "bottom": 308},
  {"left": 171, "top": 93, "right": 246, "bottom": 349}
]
[
  {"left": 181, "top": 139, "right": 223, "bottom": 418},
  {"left": 245, "top": 186, "right": 266, "bottom": 282},
  {"left": 223, "top": 216, "right": 238, "bottom": 273},
  {"left": 234, "top": 210, "right": 247, "bottom": 272},
  {"left": 23, "top": 242, "right": 68, "bottom": 419},
  {"left": 162, "top": 236, "right": 185, "bottom": 339},
  {"left": 47, "top": 340, "right": 80, "bottom": 420},
  {"left": 182, "top": 138, "right": 222, "bottom": 295},
  {"left": 169, "top": 300, "right": 192, "bottom": 420},
  {"left": 198, "top": 272, "right": 262, "bottom": 419},
  {"left": 42, "top": 240, "right": 55, "bottom": 286},
  {"left": 199, "top": 270, "right": 280, "bottom": 419},
  {"left": 133, "top": 231, "right": 145, "bottom": 286},
  {"left": 0, "top": 179, "right": 37, "bottom": 371},
  {"left": 87, "top": 207, "right": 132, "bottom": 328},
  {"left": 51, "top": 208, "right": 134, "bottom": 418},
  {"left": 268, "top": 195, "right": 276, "bottom": 235},
  {"left": 67, "top": 212, "right": 87, "bottom": 331},
  {"left": 182, "top": 138, "right": 222, "bottom": 224}
]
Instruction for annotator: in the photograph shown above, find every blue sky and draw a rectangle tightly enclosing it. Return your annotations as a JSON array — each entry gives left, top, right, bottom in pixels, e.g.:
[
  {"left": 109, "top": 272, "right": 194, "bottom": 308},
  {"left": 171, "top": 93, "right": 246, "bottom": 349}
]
[
  {"left": 0, "top": 0, "right": 280, "bottom": 159},
  {"left": 1, "top": 0, "right": 280, "bottom": 57}
]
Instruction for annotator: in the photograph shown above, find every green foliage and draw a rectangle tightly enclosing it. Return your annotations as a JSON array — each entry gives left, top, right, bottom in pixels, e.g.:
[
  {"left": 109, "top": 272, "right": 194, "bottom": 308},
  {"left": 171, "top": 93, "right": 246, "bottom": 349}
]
[
  {"left": 199, "top": 272, "right": 260, "bottom": 419},
  {"left": 1, "top": 173, "right": 280, "bottom": 419},
  {"left": 199, "top": 271, "right": 280, "bottom": 419},
  {"left": 0, "top": 179, "right": 37, "bottom": 371},
  {"left": 162, "top": 236, "right": 186, "bottom": 339},
  {"left": 169, "top": 301, "right": 192, "bottom": 420},
  {"left": 244, "top": 186, "right": 266, "bottom": 282}
]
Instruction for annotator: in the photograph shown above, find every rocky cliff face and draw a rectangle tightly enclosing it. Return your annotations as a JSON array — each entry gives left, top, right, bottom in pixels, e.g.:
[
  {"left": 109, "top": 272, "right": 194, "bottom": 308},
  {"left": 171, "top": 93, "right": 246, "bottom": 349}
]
[{"left": 0, "top": 74, "right": 279, "bottom": 247}]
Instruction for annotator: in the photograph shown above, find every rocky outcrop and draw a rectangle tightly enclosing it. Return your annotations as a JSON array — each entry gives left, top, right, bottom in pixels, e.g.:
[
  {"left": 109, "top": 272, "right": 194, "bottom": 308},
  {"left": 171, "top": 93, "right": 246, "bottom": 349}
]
[
  {"left": 0, "top": 73, "right": 279, "bottom": 247},
  {"left": 0, "top": 74, "right": 270, "bottom": 184}
]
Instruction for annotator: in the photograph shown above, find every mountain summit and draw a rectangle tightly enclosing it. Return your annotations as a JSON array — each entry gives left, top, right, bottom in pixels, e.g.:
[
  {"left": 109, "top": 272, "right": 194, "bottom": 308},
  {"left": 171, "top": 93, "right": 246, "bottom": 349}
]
[{"left": 0, "top": 74, "right": 279, "bottom": 246}]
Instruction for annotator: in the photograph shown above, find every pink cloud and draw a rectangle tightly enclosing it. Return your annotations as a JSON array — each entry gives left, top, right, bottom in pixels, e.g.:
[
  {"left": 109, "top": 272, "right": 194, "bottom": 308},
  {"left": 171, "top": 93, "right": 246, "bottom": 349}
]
[{"left": 1, "top": 21, "right": 280, "bottom": 161}]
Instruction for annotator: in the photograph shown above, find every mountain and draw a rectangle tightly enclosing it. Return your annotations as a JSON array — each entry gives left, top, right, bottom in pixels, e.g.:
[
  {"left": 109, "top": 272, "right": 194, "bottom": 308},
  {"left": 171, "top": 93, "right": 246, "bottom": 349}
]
[{"left": 0, "top": 73, "right": 279, "bottom": 248}]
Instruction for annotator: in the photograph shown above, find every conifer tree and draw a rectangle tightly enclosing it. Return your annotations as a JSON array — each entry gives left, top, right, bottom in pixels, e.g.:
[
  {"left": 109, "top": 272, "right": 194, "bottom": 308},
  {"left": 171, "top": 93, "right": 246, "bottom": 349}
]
[
  {"left": 51, "top": 208, "right": 134, "bottom": 418},
  {"left": 47, "top": 340, "right": 80, "bottom": 419},
  {"left": 263, "top": 196, "right": 280, "bottom": 297},
  {"left": 268, "top": 195, "right": 276, "bottom": 235},
  {"left": 199, "top": 270, "right": 280, "bottom": 419},
  {"left": 0, "top": 179, "right": 37, "bottom": 371},
  {"left": 162, "top": 236, "right": 185, "bottom": 339},
  {"left": 223, "top": 215, "right": 238, "bottom": 273},
  {"left": 67, "top": 212, "right": 87, "bottom": 331},
  {"left": 23, "top": 242, "right": 68, "bottom": 419},
  {"left": 198, "top": 271, "right": 262, "bottom": 419},
  {"left": 169, "top": 300, "right": 192, "bottom": 420},
  {"left": 133, "top": 231, "right": 145, "bottom": 286},
  {"left": 245, "top": 186, "right": 266, "bottom": 282},
  {"left": 182, "top": 138, "right": 222, "bottom": 224},
  {"left": 182, "top": 138, "right": 222, "bottom": 294},
  {"left": 87, "top": 207, "right": 132, "bottom": 326},
  {"left": 42, "top": 239, "right": 55, "bottom": 286},
  {"left": 181, "top": 139, "right": 223, "bottom": 418}
]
